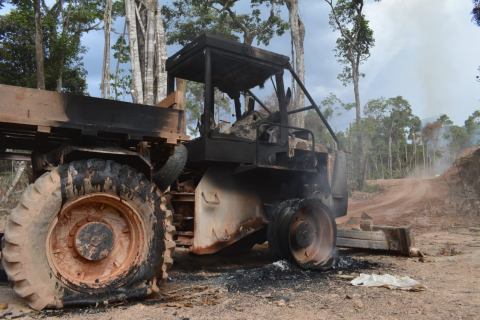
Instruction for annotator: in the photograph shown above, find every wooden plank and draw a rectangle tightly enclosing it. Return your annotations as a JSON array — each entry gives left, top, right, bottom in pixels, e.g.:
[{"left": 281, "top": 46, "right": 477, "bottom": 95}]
[
  {"left": 156, "top": 91, "right": 179, "bottom": 108},
  {"left": 336, "top": 238, "right": 390, "bottom": 250},
  {"left": 337, "top": 229, "right": 387, "bottom": 241}
]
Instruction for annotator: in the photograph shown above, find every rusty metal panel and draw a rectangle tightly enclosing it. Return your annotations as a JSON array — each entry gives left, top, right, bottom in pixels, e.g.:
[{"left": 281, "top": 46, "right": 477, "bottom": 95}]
[{"left": 192, "top": 166, "right": 268, "bottom": 254}]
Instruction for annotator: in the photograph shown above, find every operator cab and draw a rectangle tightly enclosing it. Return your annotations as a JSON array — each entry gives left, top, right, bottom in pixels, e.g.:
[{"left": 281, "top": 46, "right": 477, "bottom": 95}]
[{"left": 165, "top": 33, "right": 338, "bottom": 172}]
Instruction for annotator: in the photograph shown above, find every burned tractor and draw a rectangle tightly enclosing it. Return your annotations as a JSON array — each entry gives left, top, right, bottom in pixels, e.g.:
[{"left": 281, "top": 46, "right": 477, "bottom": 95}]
[
  {"left": 165, "top": 34, "right": 348, "bottom": 267},
  {"left": 0, "top": 33, "right": 347, "bottom": 310}
]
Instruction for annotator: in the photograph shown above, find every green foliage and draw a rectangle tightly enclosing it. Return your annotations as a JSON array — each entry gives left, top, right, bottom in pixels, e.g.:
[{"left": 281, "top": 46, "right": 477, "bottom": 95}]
[
  {"left": 437, "top": 114, "right": 453, "bottom": 125},
  {"left": 304, "top": 93, "right": 346, "bottom": 147},
  {"left": 163, "top": 0, "right": 289, "bottom": 46},
  {"left": 0, "top": 0, "right": 104, "bottom": 94},
  {"left": 320, "top": 93, "right": 344, "bottom": 132},
  {"left": 448, "top": 125, "right": 469, "bottom": 157},
  {"left": 363, "top": 183, "right": 382, "bottom": 193},
  {"left": 473, "top": 0, "right": 480, "bottom": 26},
  {"left": 163, "top": 1, "right": 239, "bottom": 46},
  {"left": 327, "top": 0, "right": 375, "bottom": 86},
  {"left": 185, "top": 81, "right": 231, "bottom": 137},
  {"left": 110, "top": 69, "right": 131, "bottom": 101},
  {"left": 464, "top": 110, "right": 480, "bottom": 135}
]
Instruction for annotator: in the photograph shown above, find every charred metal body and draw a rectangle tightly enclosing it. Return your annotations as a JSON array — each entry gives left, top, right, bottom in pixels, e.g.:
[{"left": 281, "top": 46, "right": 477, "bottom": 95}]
[{"left": 165, "top": 34, "right": 348, "bottom": 267}]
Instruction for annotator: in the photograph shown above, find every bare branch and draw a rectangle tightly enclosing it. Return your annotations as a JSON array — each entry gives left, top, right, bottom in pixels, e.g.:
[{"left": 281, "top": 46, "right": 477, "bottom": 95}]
[
  {"left": 325, "top": 0, "right": 355, "bottom": 46},
  {"left": 255, "top": 0, "right": 276, "bottom": 36},
  {"left": 224, "top": 6, "right": 248, "bottom": 34},
  {"left": 352, "top": 1, "right": 364, "bottom": 49},
  {"left": 211, "top": 0, "right": 235, "bottom": 13},
  {"left": 135, "top": 2, "right": 147, "bottom": 38}
]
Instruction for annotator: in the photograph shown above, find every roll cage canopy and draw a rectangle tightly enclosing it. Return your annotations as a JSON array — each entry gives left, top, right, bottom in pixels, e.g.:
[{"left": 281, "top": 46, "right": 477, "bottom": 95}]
[{"left": 165, "top": 33, "right": 338, "bottom": 148}]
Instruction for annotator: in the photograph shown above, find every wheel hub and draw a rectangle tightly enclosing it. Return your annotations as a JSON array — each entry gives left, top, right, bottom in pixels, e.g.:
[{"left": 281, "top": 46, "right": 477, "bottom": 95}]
[
  {"left": 47, "top": 194, "right": 145, "bottom": 289},
  {"left": 294, "top": 221, "right": 315, "bottom": 248},
  {"left": 75, "top": 222, "right": 115, "bottom": 261}
]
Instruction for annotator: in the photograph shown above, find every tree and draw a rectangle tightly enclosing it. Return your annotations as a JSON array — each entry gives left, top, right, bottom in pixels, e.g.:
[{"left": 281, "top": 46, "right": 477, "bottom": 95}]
[
  {"left": 422, "top": 121, "right": 443, "bottom": 172},
  {"left": 473, "top": 0, "right": 480, "bottom": 26},
  {"left": 162, "top": 1, "right": 239, "bottom": 46},
  {"left": 101, "top": 0, "right": 113, "bottom": 99},
  {"left": 110, "top": 19, "right": 131, "bottom": 101},
  {"left": 437, "top": 114, "right": 453, "bottom": 126},
  {"left": 364, "top": 96, "right": 413, "bottom": 179},
  {"left": 325, "top": 0, "right": 374, "bottom": 137},
  {"left": 465, "top": 110, "right": 480, "bottom": 135},
  {"left": 45, "top": 0, "right": 103, "bottom": 92},
  {"left": 325, "top": 0, "right": 375, "bottom": 188},
  {"left": 185, "top": 81, "right": 231, "bottom": 136},
  {"left": 0, "top": 4, "right": 90, "bottom": 94},
  {"left": 34, "top": 0, "right": 45, "bottom": 89},
  {"left": 305, "top": 105, "right": 333, "bottom": 146},
  {"left": 448, "top": 125, "right": 469, "bottom": 159},
  {"left": 285, "top": 0, "right": 305, "bottom": 128},
  {"left": 408, "top": 116, "right": 422, "bottom": 169},
  {"left": 125, "top": 0, "right": 168, "bottom": 105},
  {"left": 320, "top": 93, "right": 344, "bottom": 132},
  {"left": 164, "top": 0, "right": 288, "bottom": 46}
]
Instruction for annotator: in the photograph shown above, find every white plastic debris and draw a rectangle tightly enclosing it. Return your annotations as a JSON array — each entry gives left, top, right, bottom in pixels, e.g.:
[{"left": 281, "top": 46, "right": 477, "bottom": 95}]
[
  {"left": 271, "top": 260, "right": 290, "bottom": 271},
  {"left": 350, "top": 273, "right": 427, "bottom": 291}
]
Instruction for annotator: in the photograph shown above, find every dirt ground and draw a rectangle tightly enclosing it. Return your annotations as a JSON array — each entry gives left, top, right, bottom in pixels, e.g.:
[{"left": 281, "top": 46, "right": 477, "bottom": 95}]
[{"left": 1, "top": 177, "right": 479, "bottom": 319}]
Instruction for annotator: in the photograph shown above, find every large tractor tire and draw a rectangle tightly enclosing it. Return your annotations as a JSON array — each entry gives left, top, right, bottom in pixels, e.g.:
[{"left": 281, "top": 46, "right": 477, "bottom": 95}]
[
  {"left": 1, "top": 159, "right": 175, "bottom": 310},
  {"left": 268, "top": 198, "right": 336, "bottom": 270},
  {"left": 152, "top": 144, "right": 188, "bottom": 192}
]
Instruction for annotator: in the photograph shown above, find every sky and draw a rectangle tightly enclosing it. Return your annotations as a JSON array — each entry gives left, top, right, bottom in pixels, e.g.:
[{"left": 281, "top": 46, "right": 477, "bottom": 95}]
[{"left": 1, "top": 0, "right": 479, "bottom": 131}]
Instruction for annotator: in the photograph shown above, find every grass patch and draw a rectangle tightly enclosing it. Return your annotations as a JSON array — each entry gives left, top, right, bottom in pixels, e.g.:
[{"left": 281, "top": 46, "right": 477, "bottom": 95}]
[{"left": 364, "top": 183, "right": 383, "bottom": 193}]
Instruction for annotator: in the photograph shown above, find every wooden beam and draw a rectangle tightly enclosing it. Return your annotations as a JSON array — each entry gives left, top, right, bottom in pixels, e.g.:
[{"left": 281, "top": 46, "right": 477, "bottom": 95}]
[{"left": 156, "top": 91, "right": 179, "bottom": 108}]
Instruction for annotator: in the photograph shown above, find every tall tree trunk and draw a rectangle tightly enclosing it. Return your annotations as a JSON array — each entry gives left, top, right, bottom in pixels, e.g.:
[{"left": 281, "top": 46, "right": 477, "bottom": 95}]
[
  {"left": 352, "top": 62, "right": 364, "bottom": 188},
  {"left": 144, "top": 1, "right": 156, "bottom": 105},
  {"left": 0, "top": 162, "right": 26, "bottom": 204},
  {"left": 379, "top": 153, "right": 384, "bottom": 180},
  {"left": 388, "top": 135, "right": 392, "bottom": 179},
  {"left": 126, "top": 0, "right": 167, "bottom": 105},
  {"left": 285, "top": 0, "right": 305, "bottom": 128},
  {"left": 125, "top": 0, "right": 144, "bottom": 103},
  {"left": 413, "top": 131, "right": 417, "bottom": 170},
  {"left": 56, "top": 2, "right": 73, "bottom": 92},
  {"left": 34, "top": 0, "right": 45, "bottom": 90},
  {"left": 114, "top": 22, "right": 127, "bottom": 100},
  {"left": 423, "top": 141, "right": 426, "bottom": 175},
  {"left": 101, "top": 0, "right": 113, "bottom": 99},
  {"left": 155, "top": 5, "right": 168, "bottom": 103}
]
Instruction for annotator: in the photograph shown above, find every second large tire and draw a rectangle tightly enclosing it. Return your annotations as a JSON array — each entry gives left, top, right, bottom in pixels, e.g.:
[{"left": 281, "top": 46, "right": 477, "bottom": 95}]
[{"left": 268, "top": 198, "right": 336, "bottom": 270}]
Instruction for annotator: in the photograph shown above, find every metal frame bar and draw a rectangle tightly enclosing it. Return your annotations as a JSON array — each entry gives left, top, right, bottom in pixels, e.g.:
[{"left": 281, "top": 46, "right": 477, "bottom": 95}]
[
  {"left": 255, "top": 121, "right": 315, "bottom": 169},
  {"left": 0, "top": 152, "right": 31, "bottom": 161},
  {"left": 204, "top": 48, "right": 212, "bottom": 140},
  {"left": 287, "top": 105, "right": 314, "bottom": 115},
  {"left": 246, "top": 90, "right": 272, "bottom": 115},
  {"left": 287, "top": 68, "right": 339, "bottom": 147}
]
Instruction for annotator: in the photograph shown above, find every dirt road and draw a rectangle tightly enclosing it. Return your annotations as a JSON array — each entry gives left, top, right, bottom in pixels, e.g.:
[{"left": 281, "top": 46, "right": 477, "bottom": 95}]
[
  {"left": 0, "top": 178, "right": 479, "bottom": 319},
  {"left": 343, "top": 178, "right": 449, "bottom": 226}
]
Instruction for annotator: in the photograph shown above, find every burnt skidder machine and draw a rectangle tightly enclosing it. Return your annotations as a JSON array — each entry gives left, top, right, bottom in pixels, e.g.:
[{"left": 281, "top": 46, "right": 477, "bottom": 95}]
[
  {"left": 0, "top": 33, "right": 347, "bottom": 310},
  {"left": 165, "top": 34, "right": 347, "bottom": 266}
]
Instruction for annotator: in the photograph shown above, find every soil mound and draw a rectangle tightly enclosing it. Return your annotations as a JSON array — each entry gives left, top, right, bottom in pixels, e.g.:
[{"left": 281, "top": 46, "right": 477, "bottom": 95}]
[
  {"left": 440, "top": 146, "right": 480, "bottom": 217},
  {"left": 441, "top": 146, "right": 480, "bottom": 181}
]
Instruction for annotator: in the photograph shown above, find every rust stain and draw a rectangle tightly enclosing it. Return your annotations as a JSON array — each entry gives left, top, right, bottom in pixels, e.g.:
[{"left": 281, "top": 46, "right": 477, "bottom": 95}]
[
  {"left": 14, "top": 87, "right": 26, "bottom": 101},
  {"left": 192, "top": 217, "right": 266, "bottom": 255}
]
